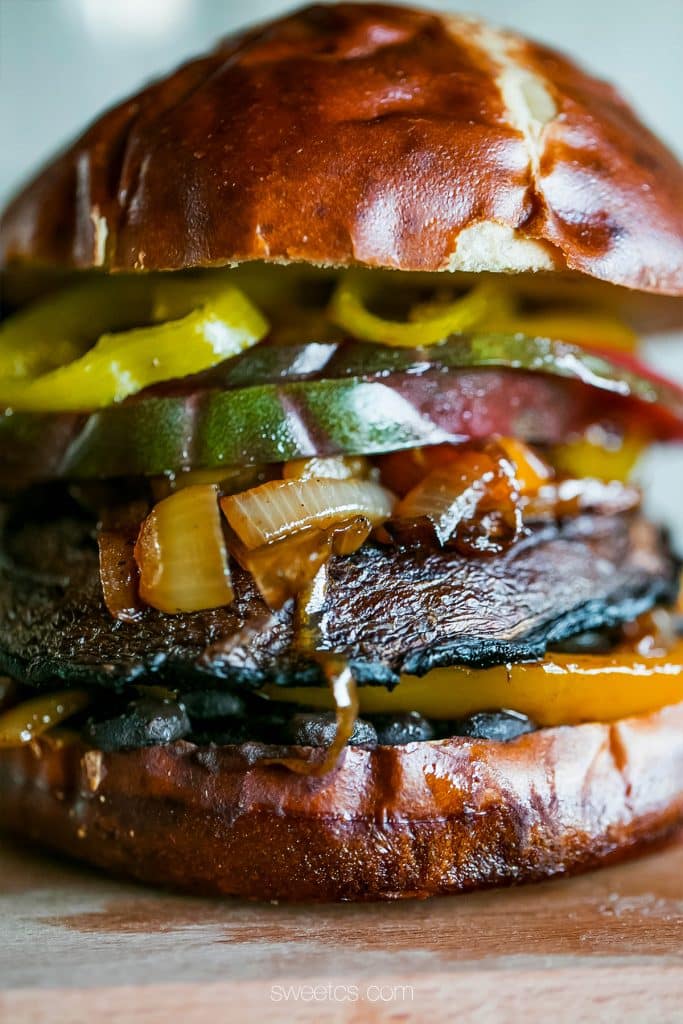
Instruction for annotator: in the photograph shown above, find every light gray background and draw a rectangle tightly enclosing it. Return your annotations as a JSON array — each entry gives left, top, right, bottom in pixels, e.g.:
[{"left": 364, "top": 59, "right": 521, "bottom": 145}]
[{"left": 1, "top": 0, "right": 682, "bottom": 536}]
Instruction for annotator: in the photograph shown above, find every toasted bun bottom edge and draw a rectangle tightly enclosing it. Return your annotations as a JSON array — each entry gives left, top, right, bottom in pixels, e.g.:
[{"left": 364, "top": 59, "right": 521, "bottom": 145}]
[{"left": 1, "top": 703, "right": 683, "bottom": 901}]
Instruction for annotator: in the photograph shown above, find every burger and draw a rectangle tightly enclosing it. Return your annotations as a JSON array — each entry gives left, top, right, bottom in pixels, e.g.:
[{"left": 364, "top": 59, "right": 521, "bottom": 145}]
[{"left": 0, "top": 2, "right": 682, "bottom": 901}]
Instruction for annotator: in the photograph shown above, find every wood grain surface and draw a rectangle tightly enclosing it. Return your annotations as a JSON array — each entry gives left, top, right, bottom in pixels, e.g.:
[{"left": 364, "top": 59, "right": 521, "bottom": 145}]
[{"left": 1, "top": 833, "right": 682, "bottom": 1023}]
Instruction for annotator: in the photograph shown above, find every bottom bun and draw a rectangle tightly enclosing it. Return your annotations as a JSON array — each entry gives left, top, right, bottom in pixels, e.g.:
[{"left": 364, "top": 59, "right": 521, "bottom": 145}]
[{"left": 2, "top": 703, "right": 683, "bottom": 901}]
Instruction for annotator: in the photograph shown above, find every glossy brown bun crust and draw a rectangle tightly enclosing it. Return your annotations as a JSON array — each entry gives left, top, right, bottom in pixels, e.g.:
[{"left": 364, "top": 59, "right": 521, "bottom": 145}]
[
  {"left": 2, "top": 4, "right": 682, "bottom": 293},
  {"left": 2, "top": 702, "right": 683, "bottom": 901}
]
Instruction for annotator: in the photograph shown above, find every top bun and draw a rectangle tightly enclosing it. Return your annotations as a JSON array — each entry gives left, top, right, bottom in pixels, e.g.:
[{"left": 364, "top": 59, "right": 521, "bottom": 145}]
[{"left": 1, "top": 3, "right": 682, "bottom": 294}]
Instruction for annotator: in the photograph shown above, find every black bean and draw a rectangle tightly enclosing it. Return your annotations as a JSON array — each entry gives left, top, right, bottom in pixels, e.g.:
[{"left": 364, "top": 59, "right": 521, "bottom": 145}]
[
  {"left": 347, "top": 717, "right": 378, "bottom": 747},
  {"left": 285, "top": 711, "right": 377, "bottom": 748},
  {"left": 450, "top": 710, "right": 536, "bottom": 742},
  {"left": 84, "top": 697, "right": 191, "bottom": 752},
  {"left": 189, "top": 718, "right": 254, "bottom": 747},
  {"left": 373, "top": 711, "right": 434, "bottom": 745},
  {"left": 258, "top": 711, "right": 294, "bottom": 744},
  {"left": 190, "top": 708, "right": 290, "bottom": 746},
  {"left": 180, "top": 690, "right": 247, "bottom": 722}
]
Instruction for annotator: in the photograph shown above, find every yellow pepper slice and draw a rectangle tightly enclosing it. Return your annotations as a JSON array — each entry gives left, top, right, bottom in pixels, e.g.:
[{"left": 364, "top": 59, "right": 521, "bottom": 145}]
[
  {"left": 474, "top": 275, "right": 637, "bottom": 351},
  {"left": 262, "top": 637, "right": 683, "bottom": 727},
  {"left": 328, "top": 272, "right": 500, "bottom": 347},
  {"left": 0, "top": 277, "right": 152, "bottom": 381},
  {"left": 329, "top": 271, "right": 635, "bottom": 352},
  {"left": 0, "top": 690, "right": 90, "bottom": 747},
  {"left": 0, "top": 277, "right": 269, "bottom": 412},
  {"left": 491, "top": 310, "right": 637, "bottom": 352},
  {"left": 550, "top": 429, "right": 646, "bottom": 483}
]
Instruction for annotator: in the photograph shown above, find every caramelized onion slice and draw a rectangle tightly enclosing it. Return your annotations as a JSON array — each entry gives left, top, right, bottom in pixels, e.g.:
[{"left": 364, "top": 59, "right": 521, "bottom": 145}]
[
  {"left": 98, "top": 529, "right": 144, "bottom": 623},
  {"left": 496, "top": 437, "right": 553, "bottom": 495},
  {"left": 221, "top": 478, "right": 394, "bottom": 550},
  {"left": 379, "top": 440, "right": 552, "bottom": 504},
  {"left": 0, "top": 677, "right": 16, "bottom": 712},
  {"left": 393, "top": 450, "right": 522, "bottom": 555},
  {"left": 97, "top": 499, "right": 149, "bottom": 622},
  {"left": 135, "top": 484, "right": 233, "bottom": 614},
  {"left": 330, "top": 516, "right": 373, "bottom": 556},
  {"left": 377, "top": 445, "right": 466, "bottom": 497},
  {"left": 230, "top": 517, "right": 371, "bottom": 610},
  {"left": 264, "top": 658, "right": 359, "bottom": 776},
  {"left": 0, "top": 690, "right": 90, "bottom": 748}
]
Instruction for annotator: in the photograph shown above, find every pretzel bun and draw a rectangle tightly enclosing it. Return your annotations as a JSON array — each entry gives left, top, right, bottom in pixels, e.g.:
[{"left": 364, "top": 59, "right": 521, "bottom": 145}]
[
  {"left": 2, "top": 702, "right": 682, "bottom": 900},
  {"left": 1, "top": 3, "right": 682, "bottom": 293}
]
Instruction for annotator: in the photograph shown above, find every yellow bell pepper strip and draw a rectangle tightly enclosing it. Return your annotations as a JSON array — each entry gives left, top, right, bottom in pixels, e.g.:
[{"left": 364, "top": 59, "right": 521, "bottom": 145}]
[
  {"left": 0, "top": 277, "right": 269, "bottom": 412},
  {"left": 440, "top": 275, "right": 636, "bottom": 351},
  {"left": 261, "top": 637, "right": 683, "bottom": 727},
  {"left": 0, "top": 690, "right": 90, "bottom": 747},
  {"left": 328, "top": 272, "right": 500, "bottom": 346},
  {"left": 550, "top": 428, "right": 647, "bottom": 483},
  {"left": 488, "top": 309, "right": 637, "bottom": 353}
]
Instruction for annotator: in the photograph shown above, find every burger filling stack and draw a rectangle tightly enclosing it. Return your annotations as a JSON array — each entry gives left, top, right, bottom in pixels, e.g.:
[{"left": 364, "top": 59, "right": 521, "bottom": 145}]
[{"left": 0, "top": 3, "right": 682, "bottom": 900}]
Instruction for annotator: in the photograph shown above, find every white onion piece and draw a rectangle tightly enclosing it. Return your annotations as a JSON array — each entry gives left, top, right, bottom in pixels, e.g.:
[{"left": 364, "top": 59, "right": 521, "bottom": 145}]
[
  {"left": 135, "top": 484, "right": 233, "bottom": 614},
  {"left": 221, "top": 477, "right": 394, "bottom": 550}
]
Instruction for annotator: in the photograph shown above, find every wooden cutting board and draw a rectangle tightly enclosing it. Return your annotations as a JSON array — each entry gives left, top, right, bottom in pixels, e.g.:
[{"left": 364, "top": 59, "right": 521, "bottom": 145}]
[{"left": 1, "top": 833, "right": 682, "bottom": 1023}]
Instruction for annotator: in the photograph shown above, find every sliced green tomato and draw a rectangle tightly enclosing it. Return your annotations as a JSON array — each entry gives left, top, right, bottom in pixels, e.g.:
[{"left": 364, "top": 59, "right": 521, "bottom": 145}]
[
  {"left": 261, "top": 638, "right": 683, "bottom": 728},
  {"left": 0, "top": 335, "right": 681, "bottom": 486},
  {"left": 329, "top": 273, "right": 500, "bottom": 346},
  {"left": 0, "top": 277, "right": 269, "bottom": 411}
]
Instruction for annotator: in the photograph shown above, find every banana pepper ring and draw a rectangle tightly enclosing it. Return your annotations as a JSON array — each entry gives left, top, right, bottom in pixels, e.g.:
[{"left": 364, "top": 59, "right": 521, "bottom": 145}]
[
  {"left": 328, "top": 272, "right": 501, "bottom": 347},
  {"left": 0, "top": 277, "right": 269, "bottom": 412},
  {"left": 329, "top": 271, "right": 635, "bottom": 351}
]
